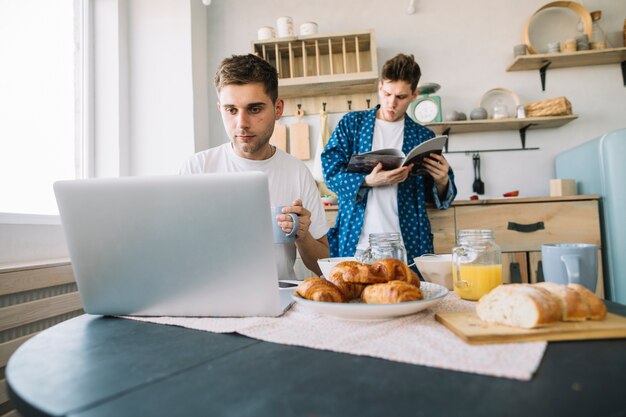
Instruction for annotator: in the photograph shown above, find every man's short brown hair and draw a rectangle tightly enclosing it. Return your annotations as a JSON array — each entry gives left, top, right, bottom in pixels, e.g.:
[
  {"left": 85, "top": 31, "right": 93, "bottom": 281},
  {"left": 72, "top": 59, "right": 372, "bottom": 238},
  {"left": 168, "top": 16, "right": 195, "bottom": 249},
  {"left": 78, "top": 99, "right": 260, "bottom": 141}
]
[
  {"left": 214, "top": 54, "right": 279, "bottom": 103},
  {"left": 380, "top": 54, "right": 422, "bottom": 92}
]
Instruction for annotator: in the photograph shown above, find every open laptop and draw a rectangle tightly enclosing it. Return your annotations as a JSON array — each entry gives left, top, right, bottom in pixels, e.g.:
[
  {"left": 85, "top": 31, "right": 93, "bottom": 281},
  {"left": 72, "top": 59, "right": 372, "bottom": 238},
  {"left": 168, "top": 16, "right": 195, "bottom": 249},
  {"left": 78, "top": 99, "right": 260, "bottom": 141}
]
[{"left": 54, "top": 172, "right": 295, "bottom": 317}]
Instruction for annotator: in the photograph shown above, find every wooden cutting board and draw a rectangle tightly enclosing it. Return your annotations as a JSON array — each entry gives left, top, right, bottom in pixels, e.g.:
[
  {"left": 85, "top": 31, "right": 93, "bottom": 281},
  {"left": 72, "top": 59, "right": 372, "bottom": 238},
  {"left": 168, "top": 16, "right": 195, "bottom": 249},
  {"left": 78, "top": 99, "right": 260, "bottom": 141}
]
[
  {"left": 270, "top": 123, "right": 287, "bottom": 152},
  {"left": 289, "top": 109, "right": 310, "bottom": 160},
  {"left": 435, "top": 311, "right": 626, "bottom": 345}
]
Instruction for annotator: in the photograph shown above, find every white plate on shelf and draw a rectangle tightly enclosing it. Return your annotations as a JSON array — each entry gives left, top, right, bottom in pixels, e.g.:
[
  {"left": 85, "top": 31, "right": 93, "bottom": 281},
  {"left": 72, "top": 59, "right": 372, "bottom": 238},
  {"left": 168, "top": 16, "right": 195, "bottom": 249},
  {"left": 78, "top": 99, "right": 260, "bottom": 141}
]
[
  {"left": 479, "top": 88, "right": 520, "bottom": 119},
  {"left": 292, "top": 282, "right": 448, "bottom": 320}
]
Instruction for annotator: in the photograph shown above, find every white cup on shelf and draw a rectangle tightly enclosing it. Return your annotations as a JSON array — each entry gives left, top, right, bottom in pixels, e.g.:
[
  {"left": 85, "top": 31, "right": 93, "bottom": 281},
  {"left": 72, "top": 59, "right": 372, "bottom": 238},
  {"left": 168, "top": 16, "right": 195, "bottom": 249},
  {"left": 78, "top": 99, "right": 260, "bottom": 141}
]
[{"left": 276, "top": 16, "right": 294, "bottom": 37}]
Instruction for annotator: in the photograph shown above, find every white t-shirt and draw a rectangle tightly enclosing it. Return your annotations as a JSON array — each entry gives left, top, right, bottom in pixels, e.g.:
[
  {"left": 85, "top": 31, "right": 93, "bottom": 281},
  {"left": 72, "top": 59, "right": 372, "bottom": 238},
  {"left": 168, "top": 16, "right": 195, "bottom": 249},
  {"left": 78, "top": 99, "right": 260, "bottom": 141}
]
[
  {"left": 180, "top": 143, "right": 329, "bottom": 280},
  {"left": 357, "top": 118, "right": 404, "bottom": 250}
]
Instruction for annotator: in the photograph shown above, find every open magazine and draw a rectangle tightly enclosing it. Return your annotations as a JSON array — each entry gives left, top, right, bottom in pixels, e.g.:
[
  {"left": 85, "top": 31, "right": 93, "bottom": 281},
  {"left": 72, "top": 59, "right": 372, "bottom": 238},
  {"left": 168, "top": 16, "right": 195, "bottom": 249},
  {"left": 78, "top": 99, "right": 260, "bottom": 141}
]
[{"left": 346, "top": 135, "right": 448, "bottom": 176}]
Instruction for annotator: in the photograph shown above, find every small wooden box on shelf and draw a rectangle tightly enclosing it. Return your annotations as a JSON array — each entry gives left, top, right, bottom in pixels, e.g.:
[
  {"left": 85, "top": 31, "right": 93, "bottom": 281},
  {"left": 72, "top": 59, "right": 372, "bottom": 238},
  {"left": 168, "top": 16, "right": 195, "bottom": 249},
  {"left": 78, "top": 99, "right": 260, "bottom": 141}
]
[{"left": 252, "top": 30, "right": 379, "bottom": 99}]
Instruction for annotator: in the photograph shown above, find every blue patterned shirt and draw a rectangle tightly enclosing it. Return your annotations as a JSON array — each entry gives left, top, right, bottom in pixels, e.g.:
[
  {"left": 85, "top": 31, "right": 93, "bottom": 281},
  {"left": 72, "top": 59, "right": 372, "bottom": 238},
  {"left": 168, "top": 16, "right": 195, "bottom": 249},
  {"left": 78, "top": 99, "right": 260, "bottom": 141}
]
[{"left": 321, "top": 105, "right": 457, "bottom": 261}]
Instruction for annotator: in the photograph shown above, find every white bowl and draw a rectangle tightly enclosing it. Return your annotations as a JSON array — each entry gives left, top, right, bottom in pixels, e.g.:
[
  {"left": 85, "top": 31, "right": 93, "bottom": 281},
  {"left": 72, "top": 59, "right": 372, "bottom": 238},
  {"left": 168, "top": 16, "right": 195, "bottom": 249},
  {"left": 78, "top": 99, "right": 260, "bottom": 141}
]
[
  {"left": 413, "top": 254, "right": 454, "bottom": 290},
  {"left": 317, "top": 257, "right": 356, "bottom": 278},
  {"left": 321, "top": 196, "right": 338, "bottom": 205}
]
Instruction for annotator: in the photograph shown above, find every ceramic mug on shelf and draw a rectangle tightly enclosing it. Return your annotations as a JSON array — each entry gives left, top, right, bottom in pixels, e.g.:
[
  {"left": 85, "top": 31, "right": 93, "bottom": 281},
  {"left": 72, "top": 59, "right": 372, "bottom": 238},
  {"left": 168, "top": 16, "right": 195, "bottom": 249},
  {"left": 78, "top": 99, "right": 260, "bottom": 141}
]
[
  {"left": 541, "top": 243, "right": 598, "bottom": 292},
  {"left": 271, "top": 205, "right": 299, "bottom": 244},
  {"left": 257, "top": 26, "right": 275, "bottom": 40},
  {"left": 299, "top": 21, "right": 318, "bottom": 36},
  {"left": 276, "top": 16, "right": 294, "bottom": 38}
]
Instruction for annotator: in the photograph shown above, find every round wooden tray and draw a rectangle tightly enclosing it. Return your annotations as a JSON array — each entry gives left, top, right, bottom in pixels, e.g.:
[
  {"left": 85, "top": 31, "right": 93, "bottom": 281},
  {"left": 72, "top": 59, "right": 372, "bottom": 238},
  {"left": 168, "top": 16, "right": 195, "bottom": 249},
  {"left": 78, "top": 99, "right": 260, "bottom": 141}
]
[{"left": 523, "top": 1, "right": 592, "bottom": 54}]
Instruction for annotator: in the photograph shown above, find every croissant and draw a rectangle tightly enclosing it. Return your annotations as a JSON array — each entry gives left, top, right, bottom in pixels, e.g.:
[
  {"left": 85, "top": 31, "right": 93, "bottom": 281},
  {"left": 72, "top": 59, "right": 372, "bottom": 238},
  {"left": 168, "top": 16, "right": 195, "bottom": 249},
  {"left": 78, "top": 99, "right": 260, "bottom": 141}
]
[
  {"left": 328, "top": 261, "right": 388, "bottom": 284},
  {"left": 327, "top": 274, "right": 368, "bottom": 299},
  {"left": 295, "top": 277, "right": 347, "bottom": 303},
  {"left": 361, "top": 281, "right": 423, "bottom": 304},
  {"left": 370, "top": 258, "right": 421, "bottom": 288}
]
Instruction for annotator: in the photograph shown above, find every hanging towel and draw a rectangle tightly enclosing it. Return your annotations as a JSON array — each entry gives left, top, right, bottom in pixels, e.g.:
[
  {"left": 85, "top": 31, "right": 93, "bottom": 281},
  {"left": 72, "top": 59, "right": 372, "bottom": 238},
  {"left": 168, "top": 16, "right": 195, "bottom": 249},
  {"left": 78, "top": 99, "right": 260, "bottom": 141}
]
[{"left": 312, "top": 108, "right": 331, "bottom": 183}]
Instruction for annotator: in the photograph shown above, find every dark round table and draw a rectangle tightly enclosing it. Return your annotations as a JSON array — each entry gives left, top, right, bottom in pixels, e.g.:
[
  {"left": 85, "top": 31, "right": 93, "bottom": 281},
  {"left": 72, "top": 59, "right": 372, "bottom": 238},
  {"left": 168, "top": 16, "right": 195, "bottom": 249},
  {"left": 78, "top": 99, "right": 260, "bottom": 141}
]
[{"left": 7, "top": 302, "right": 626, "bottom": 417}]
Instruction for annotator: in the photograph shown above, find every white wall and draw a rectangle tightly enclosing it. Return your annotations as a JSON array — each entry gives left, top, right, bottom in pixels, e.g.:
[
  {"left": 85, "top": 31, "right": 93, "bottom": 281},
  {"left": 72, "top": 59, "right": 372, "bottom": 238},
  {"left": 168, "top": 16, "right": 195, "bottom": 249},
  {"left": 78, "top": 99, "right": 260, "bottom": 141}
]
[{"left": 204, "top": 0, "right": 626, "bottom": 200}]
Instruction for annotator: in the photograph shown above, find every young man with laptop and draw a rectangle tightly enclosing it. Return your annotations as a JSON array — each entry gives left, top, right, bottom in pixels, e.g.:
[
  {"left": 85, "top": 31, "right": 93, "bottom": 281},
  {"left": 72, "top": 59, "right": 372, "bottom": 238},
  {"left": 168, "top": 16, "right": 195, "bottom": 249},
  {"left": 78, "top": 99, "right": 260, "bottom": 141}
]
[{"left": 180, "top": 54, "right": 329, "bottom": 281}]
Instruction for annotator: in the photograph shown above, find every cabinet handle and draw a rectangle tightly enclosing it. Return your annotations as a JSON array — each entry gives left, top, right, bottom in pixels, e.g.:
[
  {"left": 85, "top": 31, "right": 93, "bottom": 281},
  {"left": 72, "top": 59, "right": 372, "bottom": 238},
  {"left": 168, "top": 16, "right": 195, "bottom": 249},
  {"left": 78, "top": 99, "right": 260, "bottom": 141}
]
[
  {"left": 509, "top": 263, "right": 522, "bottom": 283},
  {"left": 507, "top": 221, "right": 545, "bottom": 233},
  {"left": 536, "top": 260, "right": 545, "bottom": 282}
]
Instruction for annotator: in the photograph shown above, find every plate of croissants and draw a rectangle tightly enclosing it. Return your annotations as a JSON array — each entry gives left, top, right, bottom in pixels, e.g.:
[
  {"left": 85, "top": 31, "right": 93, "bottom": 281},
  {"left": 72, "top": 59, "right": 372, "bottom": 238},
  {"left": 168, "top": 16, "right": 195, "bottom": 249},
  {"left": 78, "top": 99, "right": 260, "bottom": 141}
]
[{"left": 293, "top": 258, "right": 449, "bottom": 320}]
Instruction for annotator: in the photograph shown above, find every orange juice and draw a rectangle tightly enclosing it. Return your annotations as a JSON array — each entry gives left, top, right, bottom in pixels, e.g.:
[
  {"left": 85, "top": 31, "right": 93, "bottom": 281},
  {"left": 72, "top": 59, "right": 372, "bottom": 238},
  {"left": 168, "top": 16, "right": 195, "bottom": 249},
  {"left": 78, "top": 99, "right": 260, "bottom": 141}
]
[{"left": 452, "top": 264, "right": 502, "bottom": 301}]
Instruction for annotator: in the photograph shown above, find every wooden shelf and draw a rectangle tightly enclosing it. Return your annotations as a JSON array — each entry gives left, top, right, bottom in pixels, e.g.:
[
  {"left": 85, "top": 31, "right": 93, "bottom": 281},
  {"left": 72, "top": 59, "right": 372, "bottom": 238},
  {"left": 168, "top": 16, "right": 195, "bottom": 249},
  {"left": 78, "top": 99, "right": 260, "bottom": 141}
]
[
  {"left": 426, "top": 115, "right": 578, "bottom": 135},
  {"left": 507, "top": 47, "right": 626, "bottom": 71},
  {"left": 506, "top": 47, "right": 626, "bottom": 90},
  {"left": 426, "top": 115, "right": 578, "bottom": 154},
  {"left": 253, "top": 30, "right": 379, "bottom": 99}
]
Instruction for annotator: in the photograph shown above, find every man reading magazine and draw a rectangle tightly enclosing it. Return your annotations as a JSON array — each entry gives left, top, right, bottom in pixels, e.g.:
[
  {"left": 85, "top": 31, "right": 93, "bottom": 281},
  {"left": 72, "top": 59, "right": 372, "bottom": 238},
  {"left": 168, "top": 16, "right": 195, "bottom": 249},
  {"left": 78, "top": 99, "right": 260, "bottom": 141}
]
[{"left": 321, "top": 53, "right": 457, "bottom": 268}]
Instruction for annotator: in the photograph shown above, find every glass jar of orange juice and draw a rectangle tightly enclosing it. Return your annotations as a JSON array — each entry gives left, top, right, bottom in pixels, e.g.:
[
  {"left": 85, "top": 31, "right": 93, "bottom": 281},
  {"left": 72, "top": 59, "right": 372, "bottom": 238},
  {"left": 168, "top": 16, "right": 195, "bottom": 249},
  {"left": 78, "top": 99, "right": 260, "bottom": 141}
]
[{"left": 452, "top": 229, "right": 502, "bottom": 301}]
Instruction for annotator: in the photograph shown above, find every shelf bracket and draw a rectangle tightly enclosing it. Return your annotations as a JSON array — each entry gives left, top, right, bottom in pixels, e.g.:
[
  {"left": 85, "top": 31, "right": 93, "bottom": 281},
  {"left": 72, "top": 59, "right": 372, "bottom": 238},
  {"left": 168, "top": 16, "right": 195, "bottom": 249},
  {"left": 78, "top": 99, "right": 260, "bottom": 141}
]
[
  {"left": 622, "top": 60, "right": 626, "bottom": 87},
  {"left": 442, "top": 128, "right": 451, "bottom": 152},
  {"left": 539, "top": 61, "right": 551, "bottom": 91},
  {"left": 518, "top": 123, "right": 536, "bottom": 148}
]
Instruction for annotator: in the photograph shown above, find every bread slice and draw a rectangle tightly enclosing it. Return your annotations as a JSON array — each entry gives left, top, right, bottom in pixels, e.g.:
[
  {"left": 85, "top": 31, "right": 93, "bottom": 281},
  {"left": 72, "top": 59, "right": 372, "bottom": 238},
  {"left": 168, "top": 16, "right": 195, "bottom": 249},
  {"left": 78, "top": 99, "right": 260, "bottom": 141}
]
[
  {"left": 533, "top": 282, "right": 590, "bottom": 321},
  {"left": 568, "top": 283, "right": 607, "bottom": 320},
  {"left": 476, "top": 284, "right": 561, "bottom": 329}
]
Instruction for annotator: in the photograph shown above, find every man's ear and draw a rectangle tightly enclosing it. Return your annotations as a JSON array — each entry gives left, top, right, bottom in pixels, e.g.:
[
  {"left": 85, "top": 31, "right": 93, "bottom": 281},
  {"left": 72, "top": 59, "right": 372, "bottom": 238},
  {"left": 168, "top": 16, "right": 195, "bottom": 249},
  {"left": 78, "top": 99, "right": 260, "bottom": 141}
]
[
  {"left": 274, "top": 98, "right": 284, "bottom": 120},
  {"left": 216, "top": 100, "right": 221, "bottom": 111}
]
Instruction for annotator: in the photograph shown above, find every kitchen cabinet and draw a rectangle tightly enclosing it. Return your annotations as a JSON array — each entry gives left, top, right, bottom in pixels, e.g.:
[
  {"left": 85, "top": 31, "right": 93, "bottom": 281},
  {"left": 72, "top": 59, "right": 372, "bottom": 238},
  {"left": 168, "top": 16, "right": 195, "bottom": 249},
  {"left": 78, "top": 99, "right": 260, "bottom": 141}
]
[
  {"left": 252, "top": 30, "right": 378, "bottom": 99},
  {"left": 325, "top": 195, "right": 605, "bottom": 298},
  {"left": 436, "top": 195, "right": 604, "bottom": 297}
]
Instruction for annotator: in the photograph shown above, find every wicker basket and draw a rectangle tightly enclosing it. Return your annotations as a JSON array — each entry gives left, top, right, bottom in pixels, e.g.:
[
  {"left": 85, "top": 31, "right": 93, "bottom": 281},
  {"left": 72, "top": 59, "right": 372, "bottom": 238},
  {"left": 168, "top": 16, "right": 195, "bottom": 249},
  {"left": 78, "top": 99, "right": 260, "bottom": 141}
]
[{"left": 524, "top": 96, "right": 572, "bottom": 117}]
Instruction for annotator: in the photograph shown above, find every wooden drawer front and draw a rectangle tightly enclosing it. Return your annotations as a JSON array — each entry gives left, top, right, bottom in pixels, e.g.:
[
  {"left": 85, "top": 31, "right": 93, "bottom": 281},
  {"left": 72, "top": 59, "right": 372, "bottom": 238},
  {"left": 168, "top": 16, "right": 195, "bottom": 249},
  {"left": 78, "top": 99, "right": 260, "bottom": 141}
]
[
  {"left": 455, "top": 201, "right": 601, "bottom": 252},
  {"left": 502, "top": 252, "right": 529, "bottom": 284},
  {"left": 428, "top": 208, "right": 455, "bottom": 254}
]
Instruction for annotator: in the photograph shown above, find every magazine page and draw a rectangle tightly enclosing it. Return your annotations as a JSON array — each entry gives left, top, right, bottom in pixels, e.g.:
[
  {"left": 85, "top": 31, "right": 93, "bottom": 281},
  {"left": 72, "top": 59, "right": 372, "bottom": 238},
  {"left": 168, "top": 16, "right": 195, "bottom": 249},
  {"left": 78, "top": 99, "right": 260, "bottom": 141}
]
[{"left": 403, "top": 135, "right": 448, "bottom": 176}]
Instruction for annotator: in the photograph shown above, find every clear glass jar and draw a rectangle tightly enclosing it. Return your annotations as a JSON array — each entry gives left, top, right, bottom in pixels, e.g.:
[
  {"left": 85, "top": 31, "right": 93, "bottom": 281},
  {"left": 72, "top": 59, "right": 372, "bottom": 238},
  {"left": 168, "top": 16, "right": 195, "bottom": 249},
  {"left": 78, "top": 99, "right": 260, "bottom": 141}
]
[
  {"left": 451, "top": 229, "right": 502, "bottom": 301},
  {"left": 590, "top": 10, "right": 607, "bottom": 50},
  {"left": 358, "top": 232, "right": 407, "bottom": 264}
]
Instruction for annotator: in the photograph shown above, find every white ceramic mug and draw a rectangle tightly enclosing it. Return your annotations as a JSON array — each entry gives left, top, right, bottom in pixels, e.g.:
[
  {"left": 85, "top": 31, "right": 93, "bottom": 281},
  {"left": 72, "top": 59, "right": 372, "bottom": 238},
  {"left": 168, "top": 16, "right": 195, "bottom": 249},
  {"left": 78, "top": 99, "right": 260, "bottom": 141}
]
[
  {"left": 276, "top": 16, "right": 294, "bottom": 38},
  {"left": 257, "top": 26, "right": 275, "bottom": 40},
  {"left": 541, "top": 243, "right": 598, "bottom": 291},
  {"left": 299, "top": 21, "right": 318, "bottom": 36}
]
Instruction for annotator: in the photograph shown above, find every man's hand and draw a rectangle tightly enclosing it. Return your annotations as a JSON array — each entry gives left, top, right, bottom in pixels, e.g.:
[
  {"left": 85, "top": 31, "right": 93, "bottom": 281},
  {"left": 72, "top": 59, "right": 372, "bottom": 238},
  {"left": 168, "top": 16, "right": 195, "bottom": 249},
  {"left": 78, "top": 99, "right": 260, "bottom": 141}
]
[
  {"left": 423, "top": 153, "right": 450, "bottom": 197},
  {"left": 364, "top": 163, "right": 413, "bottom": 188},
  {"left": 276, "top": 199, "right": 311, "bottom": 241}
]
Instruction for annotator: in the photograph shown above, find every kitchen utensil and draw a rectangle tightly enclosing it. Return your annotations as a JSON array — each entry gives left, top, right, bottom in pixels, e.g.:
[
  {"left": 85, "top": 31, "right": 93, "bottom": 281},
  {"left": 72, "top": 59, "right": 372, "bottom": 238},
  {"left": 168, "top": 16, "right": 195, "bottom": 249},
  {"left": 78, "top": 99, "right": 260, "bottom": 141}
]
[
  {"left": 269, "top": 122, "right": 287, "bottom": 152},
  {"left": 289, "top": 107, "right": 310, "bottom": 160},
  {"left": 435, "top": 311, "right": 626, "bottom": 345},
  {"left": 472, "top": 153, "right": 485, "bottom": 195}
]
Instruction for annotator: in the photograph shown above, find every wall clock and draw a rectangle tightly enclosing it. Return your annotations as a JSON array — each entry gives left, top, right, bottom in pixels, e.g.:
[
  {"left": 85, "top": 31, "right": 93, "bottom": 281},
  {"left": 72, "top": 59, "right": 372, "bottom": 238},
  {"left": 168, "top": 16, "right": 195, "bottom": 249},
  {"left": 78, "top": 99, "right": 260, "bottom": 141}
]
[{"left": 408, "top": 82, "right": 442, "bottom": 124}]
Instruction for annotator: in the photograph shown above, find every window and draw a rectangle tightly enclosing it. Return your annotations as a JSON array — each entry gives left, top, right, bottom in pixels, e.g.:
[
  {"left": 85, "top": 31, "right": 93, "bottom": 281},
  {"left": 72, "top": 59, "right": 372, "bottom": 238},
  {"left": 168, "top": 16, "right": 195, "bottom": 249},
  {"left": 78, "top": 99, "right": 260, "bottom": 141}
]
[{"left": 0, "top": 0, "right": 84, "bottom": 215}]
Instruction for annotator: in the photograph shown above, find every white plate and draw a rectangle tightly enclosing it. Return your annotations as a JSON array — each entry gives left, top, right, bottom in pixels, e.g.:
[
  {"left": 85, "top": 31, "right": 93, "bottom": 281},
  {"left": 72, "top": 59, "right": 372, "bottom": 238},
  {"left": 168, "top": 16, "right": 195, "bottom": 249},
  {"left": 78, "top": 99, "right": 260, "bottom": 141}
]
[
  {"left": 479, "top": 88, "right": 520, "bottom": 119},
  {"left": 292, "top": 282, "right": 448, "bottom": 320}
]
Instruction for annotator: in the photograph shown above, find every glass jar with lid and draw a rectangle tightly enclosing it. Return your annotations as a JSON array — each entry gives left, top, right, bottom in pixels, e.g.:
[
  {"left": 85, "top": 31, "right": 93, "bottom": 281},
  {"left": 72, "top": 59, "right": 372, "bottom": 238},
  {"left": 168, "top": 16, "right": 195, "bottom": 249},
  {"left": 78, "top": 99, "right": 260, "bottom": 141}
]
[
  {"left": 452, "top": 229, "right": 502, "bottom": 301},
  {"left": 590, "top": 10, "right": 608, "bottom": 50},
  {"left": 358, "top": 232, "right": 407, "bottom": 264}
]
